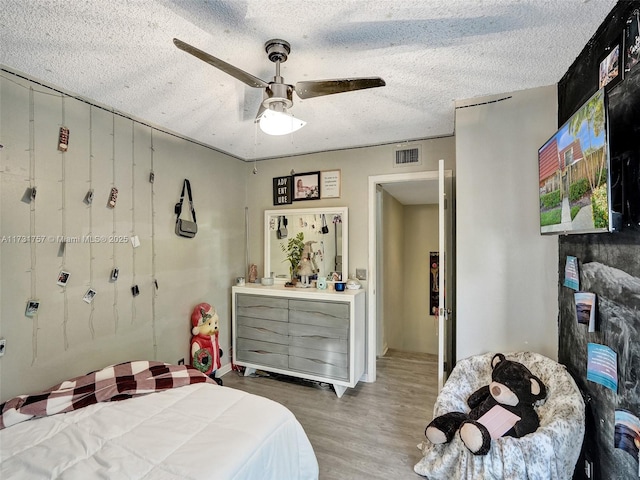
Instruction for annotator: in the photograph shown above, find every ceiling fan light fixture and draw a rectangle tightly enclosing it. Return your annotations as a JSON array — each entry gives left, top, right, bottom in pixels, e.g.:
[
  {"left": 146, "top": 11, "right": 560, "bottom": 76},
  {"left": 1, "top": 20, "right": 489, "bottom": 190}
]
[{"left": 259, "top": 108, "right": 306, "bottom": 136}]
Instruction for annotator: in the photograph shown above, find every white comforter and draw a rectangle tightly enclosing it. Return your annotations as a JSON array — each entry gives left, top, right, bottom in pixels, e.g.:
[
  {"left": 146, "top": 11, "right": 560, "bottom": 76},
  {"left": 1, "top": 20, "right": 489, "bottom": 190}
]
[{"left": 1, "top": 383, "right": 319, "bottom": 479}]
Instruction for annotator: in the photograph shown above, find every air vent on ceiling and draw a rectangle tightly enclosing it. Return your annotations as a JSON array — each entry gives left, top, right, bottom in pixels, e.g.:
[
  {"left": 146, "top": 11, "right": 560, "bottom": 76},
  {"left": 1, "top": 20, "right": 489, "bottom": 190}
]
[{"left": 393, "top": 144, "right": 422, "bottom": 167}]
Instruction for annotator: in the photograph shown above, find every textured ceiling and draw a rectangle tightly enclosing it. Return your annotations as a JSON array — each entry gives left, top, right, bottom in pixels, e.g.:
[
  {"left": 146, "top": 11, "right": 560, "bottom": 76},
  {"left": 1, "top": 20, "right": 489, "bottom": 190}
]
[{"left": 1, "top": 0, "right": 616, "bottom": 161}]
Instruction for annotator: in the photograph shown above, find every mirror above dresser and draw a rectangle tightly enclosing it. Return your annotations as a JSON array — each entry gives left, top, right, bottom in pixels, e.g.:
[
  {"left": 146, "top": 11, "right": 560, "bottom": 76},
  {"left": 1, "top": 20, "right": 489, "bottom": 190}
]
[{"left": 264, "top": 207, "right": 348, "bottom": 284}]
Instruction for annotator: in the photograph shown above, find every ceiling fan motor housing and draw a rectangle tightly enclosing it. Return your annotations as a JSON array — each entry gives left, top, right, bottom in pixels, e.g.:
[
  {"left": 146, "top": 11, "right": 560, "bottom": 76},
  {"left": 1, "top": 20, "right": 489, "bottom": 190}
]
[
  {"left": 264, "top": 82, "right": 294, "bottom": 109},
  {"left": 265, "top": 39, "right": 290, "bottom": 63}
]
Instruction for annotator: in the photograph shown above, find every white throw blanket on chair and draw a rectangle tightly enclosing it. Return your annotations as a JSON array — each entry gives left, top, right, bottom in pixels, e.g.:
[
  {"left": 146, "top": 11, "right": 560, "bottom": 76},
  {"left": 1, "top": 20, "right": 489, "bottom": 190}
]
[{"left": 414, "top": 352, "right": 585, "bottom": 480}]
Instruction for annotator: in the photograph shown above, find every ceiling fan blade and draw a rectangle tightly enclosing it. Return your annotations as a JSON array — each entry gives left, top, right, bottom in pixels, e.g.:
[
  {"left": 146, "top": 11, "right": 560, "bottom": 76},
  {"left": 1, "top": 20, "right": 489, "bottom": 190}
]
[
  {"left": 295, "top": 77, "right": 385, "bottom": 99},
  {"left": 173, "top": 38, "right": 269, "bottom": 89}
]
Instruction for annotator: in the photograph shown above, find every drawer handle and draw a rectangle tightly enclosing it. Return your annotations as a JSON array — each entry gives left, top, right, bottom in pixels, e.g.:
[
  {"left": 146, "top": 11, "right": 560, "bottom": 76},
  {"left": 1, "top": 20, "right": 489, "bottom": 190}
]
[
  {"left": 255, "top": 327, "right": 281, "bottom": 334},
  {"left": 310, "top": 358, "right": 330, "bottom": 365}
]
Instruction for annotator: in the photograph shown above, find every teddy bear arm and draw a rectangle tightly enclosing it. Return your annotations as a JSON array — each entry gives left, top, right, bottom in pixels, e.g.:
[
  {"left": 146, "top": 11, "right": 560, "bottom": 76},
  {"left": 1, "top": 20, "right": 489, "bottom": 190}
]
[
  {"left": 467, "top": 385, "right": 491, "bottom": 410},
  {"left": 509, "top": 409, "right": 540, "bottom": 438}
]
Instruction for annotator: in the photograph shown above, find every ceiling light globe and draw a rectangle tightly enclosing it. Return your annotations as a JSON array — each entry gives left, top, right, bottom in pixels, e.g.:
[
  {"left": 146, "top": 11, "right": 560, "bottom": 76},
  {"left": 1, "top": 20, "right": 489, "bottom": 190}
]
[{"left": 259, "top": 109, "right": 306, "bottom": 136}]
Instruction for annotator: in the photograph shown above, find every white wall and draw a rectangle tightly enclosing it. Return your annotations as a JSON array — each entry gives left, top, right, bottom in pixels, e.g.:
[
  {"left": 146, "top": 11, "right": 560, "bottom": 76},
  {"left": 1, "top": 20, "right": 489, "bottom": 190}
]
[
  {"left": 0, "top": 72, "right": 246, "bottom": 401},
  {"left": 455, "top": 85, "right": 559, "bottom": 361}
]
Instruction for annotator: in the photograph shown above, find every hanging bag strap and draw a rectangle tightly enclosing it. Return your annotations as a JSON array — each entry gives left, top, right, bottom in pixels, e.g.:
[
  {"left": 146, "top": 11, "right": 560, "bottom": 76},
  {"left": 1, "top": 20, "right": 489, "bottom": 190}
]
[
  {"left": 321, "top": 214, "right": 329, "bottom": 234},
  {"left": 176, "top": 179, "right": 196, "bottom": 222}
]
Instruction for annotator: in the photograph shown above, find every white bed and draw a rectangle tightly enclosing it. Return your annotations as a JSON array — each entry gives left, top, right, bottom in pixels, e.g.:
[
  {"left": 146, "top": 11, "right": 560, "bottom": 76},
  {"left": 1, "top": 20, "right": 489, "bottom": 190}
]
[{"left": 0, "top": 363, "right": 319, "bottom": 479}]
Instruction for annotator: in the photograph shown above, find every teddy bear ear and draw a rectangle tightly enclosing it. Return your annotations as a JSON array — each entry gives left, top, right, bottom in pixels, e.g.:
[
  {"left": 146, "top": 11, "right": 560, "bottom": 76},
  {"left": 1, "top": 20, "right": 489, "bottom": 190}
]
[
  {"left": 491, "top": 353, "right": 505, "bottom": 369},
  {"left": 530, "top": 375, "right": 546, "bottom": 398}
]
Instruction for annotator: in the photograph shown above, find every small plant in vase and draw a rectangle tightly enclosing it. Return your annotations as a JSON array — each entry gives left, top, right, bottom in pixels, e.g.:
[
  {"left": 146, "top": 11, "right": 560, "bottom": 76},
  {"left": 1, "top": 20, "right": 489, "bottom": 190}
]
[{"left": 281, "top": 232, "right": 305, "bottom": 285}]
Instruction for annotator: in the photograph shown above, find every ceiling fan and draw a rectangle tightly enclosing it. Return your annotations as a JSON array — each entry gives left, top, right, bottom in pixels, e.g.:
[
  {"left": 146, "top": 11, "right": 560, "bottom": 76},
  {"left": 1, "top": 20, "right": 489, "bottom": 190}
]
[{"left": 173, "top": 38, "right": 386, "bottom": 135}]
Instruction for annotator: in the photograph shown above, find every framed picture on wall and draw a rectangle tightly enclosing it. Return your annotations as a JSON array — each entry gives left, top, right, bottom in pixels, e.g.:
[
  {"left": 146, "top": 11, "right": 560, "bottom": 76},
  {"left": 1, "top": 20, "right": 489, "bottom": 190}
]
[
  {"left": 599, "top": 42, "right": 621, "bottom": 90},
  {"left": 293, "top": 171, "right": 320, "bottom": 201},
  {"left": 320, "top": 170, "right": 341, "bottom": 198},
  {"left": 429, "top": 252, "right": 439, "bottom": 316},
  {"left": 272, "top": 175, "right": 293, "bottom": 205},
  {"left": 624, "top": 8, "right": 640, "bottom": 73}
]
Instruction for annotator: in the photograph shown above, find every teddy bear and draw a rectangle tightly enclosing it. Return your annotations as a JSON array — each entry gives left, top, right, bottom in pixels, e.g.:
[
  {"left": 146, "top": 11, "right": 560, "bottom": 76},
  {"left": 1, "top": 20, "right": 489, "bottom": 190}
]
[
  {"left": 190, "top": 302, "right": 223, "bottom": 385},
  {"left": 425, "top": 353, "right": 547, "bottom": 455},
  {"left": 297, "top": 240, "right": 317, "bottom": 287}
]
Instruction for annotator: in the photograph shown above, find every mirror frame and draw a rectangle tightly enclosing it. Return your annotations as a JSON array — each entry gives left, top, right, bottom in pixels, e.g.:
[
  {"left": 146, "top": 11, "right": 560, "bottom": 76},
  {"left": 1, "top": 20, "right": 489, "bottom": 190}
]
[{"left": 264, "top": 207, "right": 348, "bottom": 284}]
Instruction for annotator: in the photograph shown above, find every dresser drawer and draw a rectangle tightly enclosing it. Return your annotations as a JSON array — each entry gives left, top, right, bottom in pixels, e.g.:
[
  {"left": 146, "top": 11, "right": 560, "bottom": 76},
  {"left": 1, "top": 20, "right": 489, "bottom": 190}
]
[
  {"left": 288, "top": 299, "right": 349, "bottom": 328},
  {"left": 236, "top": 294, "right": 289, "bottom": 322},
  {"left": 288, "top": 322, "right": 348, "bottom": 353},
  {"left": 236, "top": 338, "right": 289, "bottom": 369},
  {"left": 288, "top": 347, "right": 349, "bottom": 380},
  {"left": 237, "top": 316, "right": 289, "bottom": 345}
]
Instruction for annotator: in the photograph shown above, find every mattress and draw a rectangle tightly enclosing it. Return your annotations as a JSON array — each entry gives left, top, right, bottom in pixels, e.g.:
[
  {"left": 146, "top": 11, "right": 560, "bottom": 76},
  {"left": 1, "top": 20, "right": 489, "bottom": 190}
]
[{"left": 1, "top": 381, "right": 319, "bottom": 479}]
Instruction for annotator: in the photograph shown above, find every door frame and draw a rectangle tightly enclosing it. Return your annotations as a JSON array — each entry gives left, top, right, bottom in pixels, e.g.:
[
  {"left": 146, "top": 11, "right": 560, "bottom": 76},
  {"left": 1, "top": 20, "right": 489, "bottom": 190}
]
[{"left": 366, "top": 170, "right": 442, "bottom": 382}]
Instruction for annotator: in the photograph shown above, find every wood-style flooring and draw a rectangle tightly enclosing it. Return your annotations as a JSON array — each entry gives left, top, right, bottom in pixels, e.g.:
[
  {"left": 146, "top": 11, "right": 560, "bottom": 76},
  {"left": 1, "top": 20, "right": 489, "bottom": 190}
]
[{"left": 222, "top": 349, "right": 437, "bottom": 479}]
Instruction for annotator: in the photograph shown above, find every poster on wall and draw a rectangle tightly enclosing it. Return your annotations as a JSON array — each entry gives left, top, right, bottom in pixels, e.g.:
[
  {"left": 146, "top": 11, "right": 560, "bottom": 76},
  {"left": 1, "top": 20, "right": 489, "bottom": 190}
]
[
  {"left": 272, "top": 176, "right": 293, "bottom": 205},
  {"left": 587, "top": 343, "right": 618, "bottom": 392},
  {"left": 598, "top": 43, "right": 621, "bottom": 89},
  {"left": 624, "top": 8, "right": 640, "bottom": 73},
  {"left": 614, "top": 409, "right": 640, "bottom": 465},
  {"left": 574, "top": 291, "right": 597, "bottom": 332},
  {"left": 564, "top": 256, "right": 580, "bottom": 290},
  {"left": 430, "top": 252, "right": 439, "bottom": 316}
]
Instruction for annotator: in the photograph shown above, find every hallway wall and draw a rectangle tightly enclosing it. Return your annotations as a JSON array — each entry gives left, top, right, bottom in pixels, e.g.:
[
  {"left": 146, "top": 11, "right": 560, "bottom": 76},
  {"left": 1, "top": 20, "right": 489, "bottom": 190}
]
[
  {"left": 384, "top": 196, "right": 439, "bottom": 355},
  {"left": 402, "top": 204, "right": 439, "bottom": 354}
]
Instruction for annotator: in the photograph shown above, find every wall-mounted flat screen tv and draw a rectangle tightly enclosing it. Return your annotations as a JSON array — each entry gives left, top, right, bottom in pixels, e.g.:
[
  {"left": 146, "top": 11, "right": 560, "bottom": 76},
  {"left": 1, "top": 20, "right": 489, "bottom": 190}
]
[{"left": 538, "top": 87, "right": 614, "bottom": 234}]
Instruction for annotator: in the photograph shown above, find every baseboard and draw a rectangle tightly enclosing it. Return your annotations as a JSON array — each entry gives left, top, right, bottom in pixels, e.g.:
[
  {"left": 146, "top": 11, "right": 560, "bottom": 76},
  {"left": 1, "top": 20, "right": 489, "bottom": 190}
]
[{"left": 218, "top": 362, "right": 233, "bottom": 377}]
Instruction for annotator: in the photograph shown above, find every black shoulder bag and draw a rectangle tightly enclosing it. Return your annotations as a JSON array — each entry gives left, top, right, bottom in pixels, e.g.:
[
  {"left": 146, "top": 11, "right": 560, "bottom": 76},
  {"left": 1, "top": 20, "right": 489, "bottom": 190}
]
[{"left": 175, "top": 179, "right": 198, "bottom": 238}]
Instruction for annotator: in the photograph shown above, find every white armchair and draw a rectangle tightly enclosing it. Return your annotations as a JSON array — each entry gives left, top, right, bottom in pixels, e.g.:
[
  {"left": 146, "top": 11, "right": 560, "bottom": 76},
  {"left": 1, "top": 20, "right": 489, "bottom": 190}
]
[{"left": 414, "top": 352, "right": 585, "bottom": 480}]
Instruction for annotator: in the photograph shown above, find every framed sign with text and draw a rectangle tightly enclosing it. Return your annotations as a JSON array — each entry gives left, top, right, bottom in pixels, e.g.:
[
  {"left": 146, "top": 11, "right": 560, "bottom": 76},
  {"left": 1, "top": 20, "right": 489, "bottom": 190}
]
[
  {"left": 321, "top": 169, "right": 341, "bottom": 199},
  {"left": 273, "top": 176, "right": 293, "bottom": 205}
]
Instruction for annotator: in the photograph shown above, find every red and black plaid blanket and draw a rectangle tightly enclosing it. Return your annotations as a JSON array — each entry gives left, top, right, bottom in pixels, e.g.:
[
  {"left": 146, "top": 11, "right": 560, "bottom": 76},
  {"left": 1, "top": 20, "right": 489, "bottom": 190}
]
[{"left": 0, "top": 361, "right": 215, "bottom": 429}]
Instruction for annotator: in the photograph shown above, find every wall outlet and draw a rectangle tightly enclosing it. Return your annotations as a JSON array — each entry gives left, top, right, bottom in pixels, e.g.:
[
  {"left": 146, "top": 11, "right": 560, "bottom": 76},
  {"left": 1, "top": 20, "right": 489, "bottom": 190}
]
[
  {"left": 584, "top": 459, "right": 593, "bottom": 479},
  {"left": 356, "top": 268, "right": 367, "bottom": 280},
  {"left": 0, "top": 338, "right": 6, "bottom": 356},
  {"left": 178, "top": 358, "right": 185, "bottom": 365}
]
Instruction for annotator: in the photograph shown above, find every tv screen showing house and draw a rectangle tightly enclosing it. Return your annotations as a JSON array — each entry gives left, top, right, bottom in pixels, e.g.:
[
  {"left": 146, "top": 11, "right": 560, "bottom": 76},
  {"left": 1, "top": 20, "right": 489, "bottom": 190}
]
[{"left": 538, "top": 87, "right": 612, "bottom": 234}]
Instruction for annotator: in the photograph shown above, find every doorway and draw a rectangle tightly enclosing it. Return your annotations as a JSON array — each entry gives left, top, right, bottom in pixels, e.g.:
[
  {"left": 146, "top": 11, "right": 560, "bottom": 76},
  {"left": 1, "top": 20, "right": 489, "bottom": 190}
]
[{"left": 367, "top": 169, "right": 455, "bottom": 386}]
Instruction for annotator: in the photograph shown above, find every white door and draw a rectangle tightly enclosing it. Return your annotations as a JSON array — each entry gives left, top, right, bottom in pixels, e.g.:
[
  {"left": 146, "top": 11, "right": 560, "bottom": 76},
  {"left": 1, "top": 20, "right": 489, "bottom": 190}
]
[{"left": 437, "top": 160, "right": 454, "bottom": 391}]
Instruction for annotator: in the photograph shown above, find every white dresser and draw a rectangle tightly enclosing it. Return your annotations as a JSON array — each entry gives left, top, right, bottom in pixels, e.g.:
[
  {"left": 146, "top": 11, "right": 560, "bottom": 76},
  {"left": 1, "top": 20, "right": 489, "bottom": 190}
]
[{"left": 232, "top": 284, "right": 365, "bottom": 397}]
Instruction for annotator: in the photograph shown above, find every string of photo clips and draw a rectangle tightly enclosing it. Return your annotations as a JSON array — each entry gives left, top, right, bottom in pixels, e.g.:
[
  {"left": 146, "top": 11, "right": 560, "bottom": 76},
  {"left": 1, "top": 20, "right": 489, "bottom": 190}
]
[
  {"left": 11, "top": 76, "right": 162, "bottom": 359},
  {"left": 150, "top": 128, "right": 159, "bottom": 359},
  {"left": 110, "top": 111, "right": 120, "bottom": 333},
  {"left": 60, "top": 95, "right": 70, "bottom": 350},
  {"left": 88, "top": 106, "right": 96, "bottom": 339},
  {"left": 130, "top": 121, "right": 137, "bottom": 324},
  {"left": 28, "top": 87, "right": 38, "bottom": 365}
]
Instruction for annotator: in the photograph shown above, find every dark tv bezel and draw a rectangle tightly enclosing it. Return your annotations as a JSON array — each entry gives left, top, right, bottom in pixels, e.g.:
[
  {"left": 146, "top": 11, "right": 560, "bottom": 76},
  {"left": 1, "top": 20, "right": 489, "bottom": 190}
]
[{"left": 538, "top": 87, "right": 613, "bottom": 235}]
